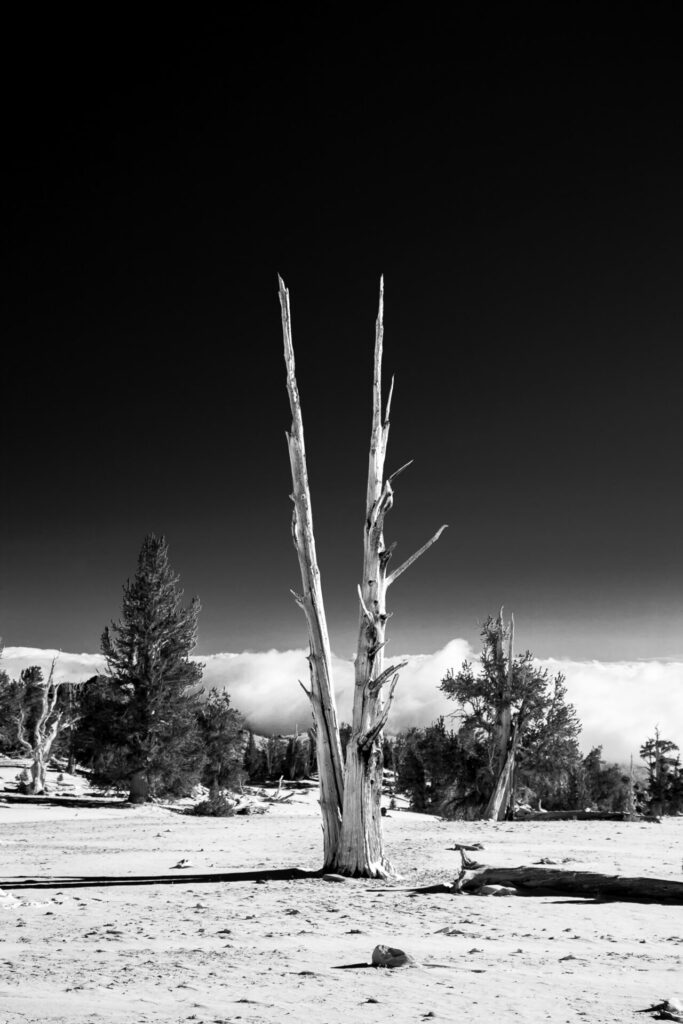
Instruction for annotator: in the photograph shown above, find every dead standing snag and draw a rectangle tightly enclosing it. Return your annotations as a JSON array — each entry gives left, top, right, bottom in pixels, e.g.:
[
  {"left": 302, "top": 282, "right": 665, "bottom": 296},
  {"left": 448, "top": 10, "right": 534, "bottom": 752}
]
[
  {"left": 279, "top": 277, "right": 345, "bottom": 869},
  {"left": 279, "top": 276, "right": 446, "bottom": 877}
]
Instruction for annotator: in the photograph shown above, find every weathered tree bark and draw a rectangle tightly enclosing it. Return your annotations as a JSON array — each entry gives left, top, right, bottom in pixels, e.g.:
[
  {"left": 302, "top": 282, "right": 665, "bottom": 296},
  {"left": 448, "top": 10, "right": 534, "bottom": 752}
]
[
  {"left": 128, "top": 771, "right": 150, "bottom": 804},
  {"left": 333, "top": 279, "right": 446, "bottom": 878},
  {"left": 279, "top": 276, "right": 445, "bottom": 876},
  {"left": 485, "top": 719, "right": 518, "bottom": 821},
  {"left": 279, "top": 277, "right": 345, "bottom": 869},
  {"left": 455, "top": 863, "right": 683, "bottom": 903},
  {"left": 484, "top": 610, "right": 514, "bottom": 820}
]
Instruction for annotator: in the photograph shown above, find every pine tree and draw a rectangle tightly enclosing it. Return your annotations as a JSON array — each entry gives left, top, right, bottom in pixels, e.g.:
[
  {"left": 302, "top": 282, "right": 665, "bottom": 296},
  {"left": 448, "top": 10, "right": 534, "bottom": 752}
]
[
  {"left": 440, "top": 614, "right": 582, "bottom": 818},
  {"left": 196, "top": 688, "right": 245, "bottom": 793},
  {"left": 640, "top": 728, "right": 681, "bottom": 815},
  {"left": 100, "top": 534, "right": 204, "bottom": 801},
  {"left": 243, "top": 729, "right": 264, "bottom": 781}
]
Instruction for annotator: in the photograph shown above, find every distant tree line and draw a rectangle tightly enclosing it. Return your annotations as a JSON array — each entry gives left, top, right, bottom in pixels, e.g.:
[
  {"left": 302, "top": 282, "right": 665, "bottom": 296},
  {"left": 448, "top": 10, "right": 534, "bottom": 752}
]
[
  {"left": 384, "top": 615, "right": 682, "bottom": 819},
  {"left": 1, "top": 541, "right": 681, "bottom": 819},
  {"left": 0, "top": 536, "right": 320, "bottom": 805}
]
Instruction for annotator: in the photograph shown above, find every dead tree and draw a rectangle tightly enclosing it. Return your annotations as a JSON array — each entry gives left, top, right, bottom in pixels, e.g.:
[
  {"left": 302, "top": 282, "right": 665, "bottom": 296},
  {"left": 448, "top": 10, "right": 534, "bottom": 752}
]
[
  {"left": 334, "top": 279, "right": 446, "bottom": 877},
  {"left": 280, "top": 276, "right": 445, "bottom": 877},
  {"left": 279, "top": 278, "right": 345, "bottom": 868},
  {"left": 387, "top": 861, "right": 683, "bottom": 904},
  {"left": 454, "top": 862, "right": 683, "bottom": 903},
  {"left": 15, "top": 659, "right": 76, "bottom": 794}
]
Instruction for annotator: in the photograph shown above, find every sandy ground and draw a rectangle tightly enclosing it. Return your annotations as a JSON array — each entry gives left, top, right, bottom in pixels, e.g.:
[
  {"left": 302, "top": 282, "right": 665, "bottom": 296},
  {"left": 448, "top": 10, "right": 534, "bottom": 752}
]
[{"left": 0, "top": 773, "right": 681, "bottom": 1023}]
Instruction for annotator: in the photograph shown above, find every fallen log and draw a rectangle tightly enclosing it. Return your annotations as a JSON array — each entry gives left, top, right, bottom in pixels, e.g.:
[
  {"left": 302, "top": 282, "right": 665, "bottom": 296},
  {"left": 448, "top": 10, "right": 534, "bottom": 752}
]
[
  {"left": 0, "top": 793, "right": 129, "bottom": 809},
  {"left": 456, "top": 865, "right": 683, "bottom": 903},
  {"left": 368, "top": 863, "right": 683, "bottom": 904},
  {"left": 515, "top": 810, "right": 659, "bottom": 822}
]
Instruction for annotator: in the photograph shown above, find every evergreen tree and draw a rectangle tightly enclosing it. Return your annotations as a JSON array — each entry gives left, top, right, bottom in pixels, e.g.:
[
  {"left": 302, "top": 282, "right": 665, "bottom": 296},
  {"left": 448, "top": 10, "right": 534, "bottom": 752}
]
[
  {"left": 640, "top": 729, "right": 681, "bottom": 815},
  {"left": 396, "top": 728, "right": 428, "bottom": 810},
  {"left": 440, "top": 615, "right": 582, "bottom": 817},
  {"left": 263, "top": 734, "right": 288, "bottom": 780},
  {"left": 0, "top": 666, "right": 20, "bottom": 754},
  {"left": 100, "top": 534, "right": 204, "bottom": 801},
  {"left": 578, "top": 746, "right": 631, "bottom": 812},
  {"left": 71, "top": 675, "right": 128, "bottom": 780},
  {"left": 243, "top": 730, "right": 263, "bottom": 781},
  {"left": 196, "top": 688, "right": 245, "bottom": 793},
  {"left": 395, "top": 719, "right": 463, "bottom": 813}
]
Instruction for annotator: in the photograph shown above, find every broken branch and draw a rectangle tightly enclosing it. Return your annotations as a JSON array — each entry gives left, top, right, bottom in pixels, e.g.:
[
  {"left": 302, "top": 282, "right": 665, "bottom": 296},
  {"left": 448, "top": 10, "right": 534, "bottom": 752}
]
[{"left": 386, "top": 525, "right": 448, "bottom": 587}]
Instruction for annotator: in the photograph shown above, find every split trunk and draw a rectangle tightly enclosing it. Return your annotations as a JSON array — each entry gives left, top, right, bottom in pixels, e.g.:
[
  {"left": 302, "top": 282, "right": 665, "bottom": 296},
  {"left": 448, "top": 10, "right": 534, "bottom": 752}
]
[{"left": 279, "top": 276, "right": 444, "bottom": 877}]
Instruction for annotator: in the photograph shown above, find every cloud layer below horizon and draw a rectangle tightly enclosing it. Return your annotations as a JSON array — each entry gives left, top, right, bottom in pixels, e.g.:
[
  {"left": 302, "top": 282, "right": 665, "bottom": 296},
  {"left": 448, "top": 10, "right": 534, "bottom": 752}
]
[{"left": 3, "top": 641, "right": 681, "bottom": 763}]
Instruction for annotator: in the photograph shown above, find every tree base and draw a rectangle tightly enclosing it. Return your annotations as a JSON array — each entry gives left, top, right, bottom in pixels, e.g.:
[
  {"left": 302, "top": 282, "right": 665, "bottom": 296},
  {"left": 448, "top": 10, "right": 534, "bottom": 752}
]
[{"left": 128, "top": 772, "right": 149, "bottom": 804}]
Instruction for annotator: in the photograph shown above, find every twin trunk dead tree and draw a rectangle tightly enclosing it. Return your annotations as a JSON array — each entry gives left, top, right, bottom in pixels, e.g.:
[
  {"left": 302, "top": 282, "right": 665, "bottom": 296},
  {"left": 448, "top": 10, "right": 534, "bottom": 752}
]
[{"left": 279, "top": 276, "right": 445, "bottom": 877}]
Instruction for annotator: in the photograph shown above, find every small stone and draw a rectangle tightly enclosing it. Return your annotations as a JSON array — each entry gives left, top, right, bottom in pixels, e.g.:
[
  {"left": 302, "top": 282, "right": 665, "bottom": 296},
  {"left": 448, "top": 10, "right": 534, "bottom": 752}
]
[
  {"left": 372, "top": 944, "right": 413, "bottom": 967},
  {"left": 322, "top": 873, "right": 347, "bottom": 883}
]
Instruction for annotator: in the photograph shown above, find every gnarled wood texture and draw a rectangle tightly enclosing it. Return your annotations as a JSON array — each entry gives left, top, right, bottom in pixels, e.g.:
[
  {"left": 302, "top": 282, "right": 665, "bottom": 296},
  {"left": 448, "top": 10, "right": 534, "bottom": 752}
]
[
  {"left": 279, "top": 276, "right": 445, "bottom": 877},
  {"left": 279, "top": 277, "right": 345, "bottom": 869},
  {"left": 16, "top": 659, "right": 73, "bottom": 795},
  {"left": 333, "top": 279, "right": 446, "bottom": 877},
  {"left": 456, "top": 863, "right": 683, "bottom": 903}
]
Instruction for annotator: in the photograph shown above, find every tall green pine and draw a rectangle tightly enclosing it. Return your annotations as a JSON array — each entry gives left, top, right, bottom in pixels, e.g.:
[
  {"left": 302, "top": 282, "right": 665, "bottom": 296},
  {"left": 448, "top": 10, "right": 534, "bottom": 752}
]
[{"left": 101, "top": 534, "right": 204, "bottom": 801}]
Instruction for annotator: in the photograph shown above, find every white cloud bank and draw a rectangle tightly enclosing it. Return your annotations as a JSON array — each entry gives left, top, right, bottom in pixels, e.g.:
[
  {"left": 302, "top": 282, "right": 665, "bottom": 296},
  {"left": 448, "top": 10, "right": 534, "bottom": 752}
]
[{"left": 3, "top": 642, "right": 681, "bottom": 763}]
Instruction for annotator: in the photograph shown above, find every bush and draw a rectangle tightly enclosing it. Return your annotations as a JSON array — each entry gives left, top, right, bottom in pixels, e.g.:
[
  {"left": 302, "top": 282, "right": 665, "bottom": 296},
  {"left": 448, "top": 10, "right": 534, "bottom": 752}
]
[{"left": 190, "top": 792, "right": 236, "bottom": 817}]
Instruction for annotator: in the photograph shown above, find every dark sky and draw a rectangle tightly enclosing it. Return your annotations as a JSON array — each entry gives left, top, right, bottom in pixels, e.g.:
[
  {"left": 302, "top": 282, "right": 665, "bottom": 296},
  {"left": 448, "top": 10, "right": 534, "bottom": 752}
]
[{"left": 3, "top": 27, "right": 683, "bottom": 662}]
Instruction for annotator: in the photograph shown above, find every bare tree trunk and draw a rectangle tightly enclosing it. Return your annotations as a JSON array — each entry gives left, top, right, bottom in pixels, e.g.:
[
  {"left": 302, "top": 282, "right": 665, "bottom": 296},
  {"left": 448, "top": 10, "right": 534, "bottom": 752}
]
[
  {"left": 279, "top": 277, "right": 345, "bottom": 869},
  {"left": 279, "top": 276, "right": 445, "bottom": 876},
  {"left": 333, "top": 280, "right": 446, "bottom": 877},
  {"left": 16, "top": 659, "right": 72, "bottom": 795},
  {"left": 484, "top": 612, "right": 514, "bottom": 820},
  {"left": 30, "top": 752, "right": 47, "bottom": 794},
  {"left": 128, "top": 771, "right": 149, "bottom": 803},
  {"left": 485, "top": 718, "right": 519, "bottom": 820}
]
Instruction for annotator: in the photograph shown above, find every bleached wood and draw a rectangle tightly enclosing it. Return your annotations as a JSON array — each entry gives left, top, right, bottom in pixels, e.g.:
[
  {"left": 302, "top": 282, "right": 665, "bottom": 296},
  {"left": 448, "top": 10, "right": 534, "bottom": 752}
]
[
  {"left": 279, "top": 276, "right": 444, "bottom": 877},
  {"left": 279, "top": 276, "right": 345, "bottom": 869},
  {"left": 15, "top": 659, "right": 77, "bottom": 795},
  {"left": 455, "top": 864, "right": 683, "bottom": 903},
  {"left": 334, "top": 278, "right": 444, "bottom": 878},
  {"left": 485, "top": 717, "right": 519, "bottom": 820},
  {"left": 386, "top": 524, "right": 448, "bottom": 587}
]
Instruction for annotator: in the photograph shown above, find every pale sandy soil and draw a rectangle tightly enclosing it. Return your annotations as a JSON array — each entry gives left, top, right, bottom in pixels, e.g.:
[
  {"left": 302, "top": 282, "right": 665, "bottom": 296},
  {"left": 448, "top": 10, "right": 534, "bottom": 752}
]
[{"left": 0, "top": 773, "right": 681, "bottom": 1023}]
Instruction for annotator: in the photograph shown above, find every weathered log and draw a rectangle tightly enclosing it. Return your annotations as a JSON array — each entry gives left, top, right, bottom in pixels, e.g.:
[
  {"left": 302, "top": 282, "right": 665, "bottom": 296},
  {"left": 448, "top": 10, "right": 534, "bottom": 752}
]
[
  {"left": 515, "top": 810, "right": 659, "bottom": 822},
  {"left": 0, "top": 794, "right": 129, "bottom": 808},
  {"left": 456, "top": 864, "right": 683, "bottom": 903},
  {"left": 371, "top": 865, "right": 683, "bottom": 904}
]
